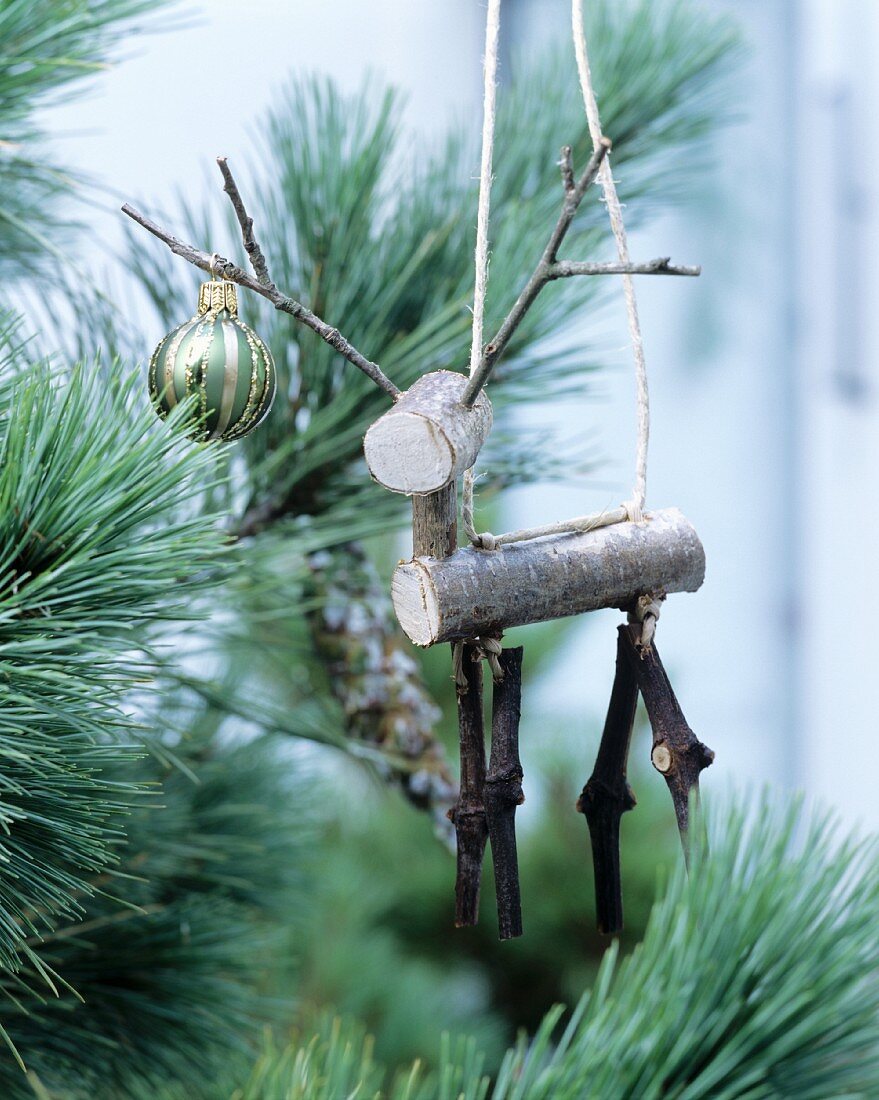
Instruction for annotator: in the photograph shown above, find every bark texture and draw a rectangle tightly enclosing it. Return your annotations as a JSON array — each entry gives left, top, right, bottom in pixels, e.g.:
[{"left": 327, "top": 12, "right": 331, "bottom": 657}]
[
  {"left": 392, "top": 508, "right": 705, "bottom": 646},
  {"left": 485, "top": 646, "right": 525, "bottom": 940},
  {"left": 364, "top": 371, "right": 493, "bottom": 495},
  {"left": 411, "top": 483, "right": 458, "bottom": 560}
]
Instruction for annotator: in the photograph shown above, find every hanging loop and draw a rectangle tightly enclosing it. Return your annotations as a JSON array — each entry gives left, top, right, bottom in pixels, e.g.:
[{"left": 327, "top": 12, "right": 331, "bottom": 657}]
[
  {"left": 453, "top": 635, "right": 505, "bottom": 693},
  {"left": 627, "top": 592, "right": 664, "bottom": 651}
]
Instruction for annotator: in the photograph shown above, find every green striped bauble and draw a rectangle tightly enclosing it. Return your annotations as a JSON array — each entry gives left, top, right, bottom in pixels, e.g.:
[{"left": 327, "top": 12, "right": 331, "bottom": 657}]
[{"left": 148, "top": 279, "right": 276, "bottom": 442}]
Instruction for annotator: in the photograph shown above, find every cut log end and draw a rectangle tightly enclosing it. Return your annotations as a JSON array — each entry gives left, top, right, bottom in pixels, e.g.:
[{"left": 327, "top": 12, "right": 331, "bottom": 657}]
[
  {"left": 365, "top": 410, "right": 457, "bottom": 495},
  {"left": 651, "top": 742, "right": 673, "bottom": 773},
  {"left": 392, "top": 561, "right": 438, "bottom": 646},
  {"left": 363, "top": 370, "right": 492, "bottom": 496}
]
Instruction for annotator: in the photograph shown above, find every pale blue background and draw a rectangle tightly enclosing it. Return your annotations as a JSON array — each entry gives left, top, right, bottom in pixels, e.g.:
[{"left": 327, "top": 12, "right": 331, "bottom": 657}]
[{"left": 40, "top": 0, "right": 879, "bottom": 825}]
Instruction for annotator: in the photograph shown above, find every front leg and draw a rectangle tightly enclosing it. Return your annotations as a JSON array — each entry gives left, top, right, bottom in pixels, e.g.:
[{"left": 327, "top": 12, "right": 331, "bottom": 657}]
[
  {"left": 448, "top": 643, "right": 489, "bottom": 927},
  {"left": 577, "top": 630, "right": 639, "bottom": 934},
  {"left": 485, "top": 646, "right": 525, "bottom": 940}
]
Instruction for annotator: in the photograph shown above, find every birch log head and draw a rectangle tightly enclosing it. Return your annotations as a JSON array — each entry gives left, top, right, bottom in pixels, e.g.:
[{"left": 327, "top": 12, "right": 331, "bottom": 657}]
[
  {"left": 363, "top": 370, "right": 492, "bottom": 495},
  {"left": 391, "top": 508, "right": 705, "bottom": 646}
]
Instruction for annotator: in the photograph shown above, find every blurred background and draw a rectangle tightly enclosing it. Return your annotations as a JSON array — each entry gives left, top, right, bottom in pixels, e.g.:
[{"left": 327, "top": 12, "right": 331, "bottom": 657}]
[
  {"left": 7, "top": 0, "right": 879, "bottom": 1091},
  {"left": 38, "top": 0, "right": 879, "bottom": 820}
]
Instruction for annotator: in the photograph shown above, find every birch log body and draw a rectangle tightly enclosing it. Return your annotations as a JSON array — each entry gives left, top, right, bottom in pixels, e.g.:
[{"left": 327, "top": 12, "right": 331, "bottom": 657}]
[
  {"left": 363, "top": 370, "right": 492, "bottom": 495},
  {"left": 392, "top": 508, "right": 705, "bottom": 646}
]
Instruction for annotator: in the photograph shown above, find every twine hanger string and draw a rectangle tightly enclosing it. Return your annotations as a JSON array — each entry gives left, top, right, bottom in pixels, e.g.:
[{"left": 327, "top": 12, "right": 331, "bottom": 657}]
[{"left": 461, "top": 0, "right": 651, "bottom": 549}]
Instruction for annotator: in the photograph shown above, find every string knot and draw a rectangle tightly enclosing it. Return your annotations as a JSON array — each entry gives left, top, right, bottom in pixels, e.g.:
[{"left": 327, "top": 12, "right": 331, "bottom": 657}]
[
  {"left": 622, "top": 499, "right": 644, "bottom": 524},
  {"left": 628, "top": 592, "right": 664, "bottom": 651},
  {"left": 453, "top": 635, "right": 505, "bottom": 693}
]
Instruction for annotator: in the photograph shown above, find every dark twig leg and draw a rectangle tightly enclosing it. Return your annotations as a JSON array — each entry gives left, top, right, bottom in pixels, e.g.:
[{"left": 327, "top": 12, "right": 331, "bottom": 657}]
[
  {"left": 447, "top": 644, "right": 488, "bottom": 927},
  {"left": 485, "top": 647, "right": 525, "bottom": 940},
  {"left": 619, "top": 624, "right": 714, "bottom": 857},
  {"left": 577, "top": 631, "right": 638, "bottom": 934}
]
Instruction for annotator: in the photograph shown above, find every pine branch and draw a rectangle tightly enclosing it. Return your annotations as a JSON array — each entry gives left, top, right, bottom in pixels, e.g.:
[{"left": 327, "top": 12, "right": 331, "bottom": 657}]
[
  {"left": 238, "top": 799, "right": 879, "bottom": 1100},
  {"left": 0, "top": 729, "right": 309, "bottom": 1097},
  {"left": 0, "top": 355, "right": 230, "bottom": 982},
  {"left": 0, "top": 0, "right": 174, "bottom": 280}
]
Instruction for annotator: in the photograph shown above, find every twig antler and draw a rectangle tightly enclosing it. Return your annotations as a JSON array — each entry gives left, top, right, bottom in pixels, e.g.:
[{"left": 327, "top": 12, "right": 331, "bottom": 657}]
[
  {"left": 216, "top": 156, "right": 275, "bottom": 291},
  {"left": 462, "top": 139, "right": 699, "bottom": 407},
  {"left": 122, "top": 159, "right": 400, "bottom": 399}
]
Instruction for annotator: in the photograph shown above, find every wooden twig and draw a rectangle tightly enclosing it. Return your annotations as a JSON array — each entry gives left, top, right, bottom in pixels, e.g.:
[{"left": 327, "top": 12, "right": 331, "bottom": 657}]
[
  {"left": 447, "top": 643, "right": 488, "bottom": 927},
  {"left": 411, "top": 483, "right": 471, "bottom": 921},
  {"left": 485, "top": 646, "right": 525, "bottom": 940},
  {"left": 551, "top": 258, "right": 700, "bottom": 279},
  {"left": 619, "top": 623, "right": 714, "bottom": 855},
  {"left": 412, "top": 484, "right": 458, "bottom": 560},
  {"left": 462, "top": 140, "right": 608, "bottom": 406},
  {"left": 216, "top": 156, "right": 275, "bottom": 290},
  {"left": 121, "top": 202, "right": 400, "bottom": 399},
  {"left": 559, "top": 144, "right": 576, "bottom": 194},
  {"left": 462, "top": 140, "right": 699, "bottom": 406},
  {"left": 577, "top": 630, "right": 638, "bottom": 935}
]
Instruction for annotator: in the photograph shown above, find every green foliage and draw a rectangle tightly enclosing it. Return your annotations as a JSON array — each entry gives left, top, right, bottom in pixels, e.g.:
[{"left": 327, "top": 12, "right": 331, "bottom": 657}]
[
  {"left": 237, "top": 1015, "right": 489, "bottom": 1100},
  {"left": 0, "top": 1, "right": 748, "bottom": 1095},
  {"left": 0, "top": 0, "right": 170, "bottom": 276},
  {"left": 0, "top": 338, "right": 229, "bottom": 987},
  {"left": 290, "top": 750, "right": 677, "bottom": 1076},
  {"left": 0, "top": 728, "right": 315, "bottom": 1098},
  {"left": 243, "top": 798, "right": 879, "bottom": 1099}
]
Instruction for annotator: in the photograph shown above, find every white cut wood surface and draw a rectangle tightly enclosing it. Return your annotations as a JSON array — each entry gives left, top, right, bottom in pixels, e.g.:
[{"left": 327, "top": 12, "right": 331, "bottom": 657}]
[
  {"left": 363, "top": 370, "right": 492, "bottom": 495},
  {"left": 391, "top": 507, "right": 705, "bottom": 646}
]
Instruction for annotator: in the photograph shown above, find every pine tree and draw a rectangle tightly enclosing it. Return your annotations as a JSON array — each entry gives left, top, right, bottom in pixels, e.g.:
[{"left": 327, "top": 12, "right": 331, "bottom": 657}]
[
  {"left": 239, "top": 799, "right": 879, "bottom": 1099},
  {"left": 9, "top": 3, "right": 875, "bottom": 1098}
]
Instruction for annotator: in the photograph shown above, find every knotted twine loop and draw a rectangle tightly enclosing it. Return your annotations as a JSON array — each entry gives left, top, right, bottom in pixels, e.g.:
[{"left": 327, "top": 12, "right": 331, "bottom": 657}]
[
  {"left": 462, "top": 468, "right": 498, "bottom": 550},
  {"left": 628, "top": 592, "right": 664, "bottom": 651},
  {"left": 622, "top": 499, "right": 644, "bottom": 525},
  {"left": 453, "top": 635, "right": 505, "bottom": 693}
]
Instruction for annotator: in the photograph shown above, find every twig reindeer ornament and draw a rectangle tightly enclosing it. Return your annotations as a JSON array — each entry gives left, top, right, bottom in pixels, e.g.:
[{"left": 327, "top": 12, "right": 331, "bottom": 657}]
[{"left": 124, "top": 1, "right": 713, "bottom": 941}]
